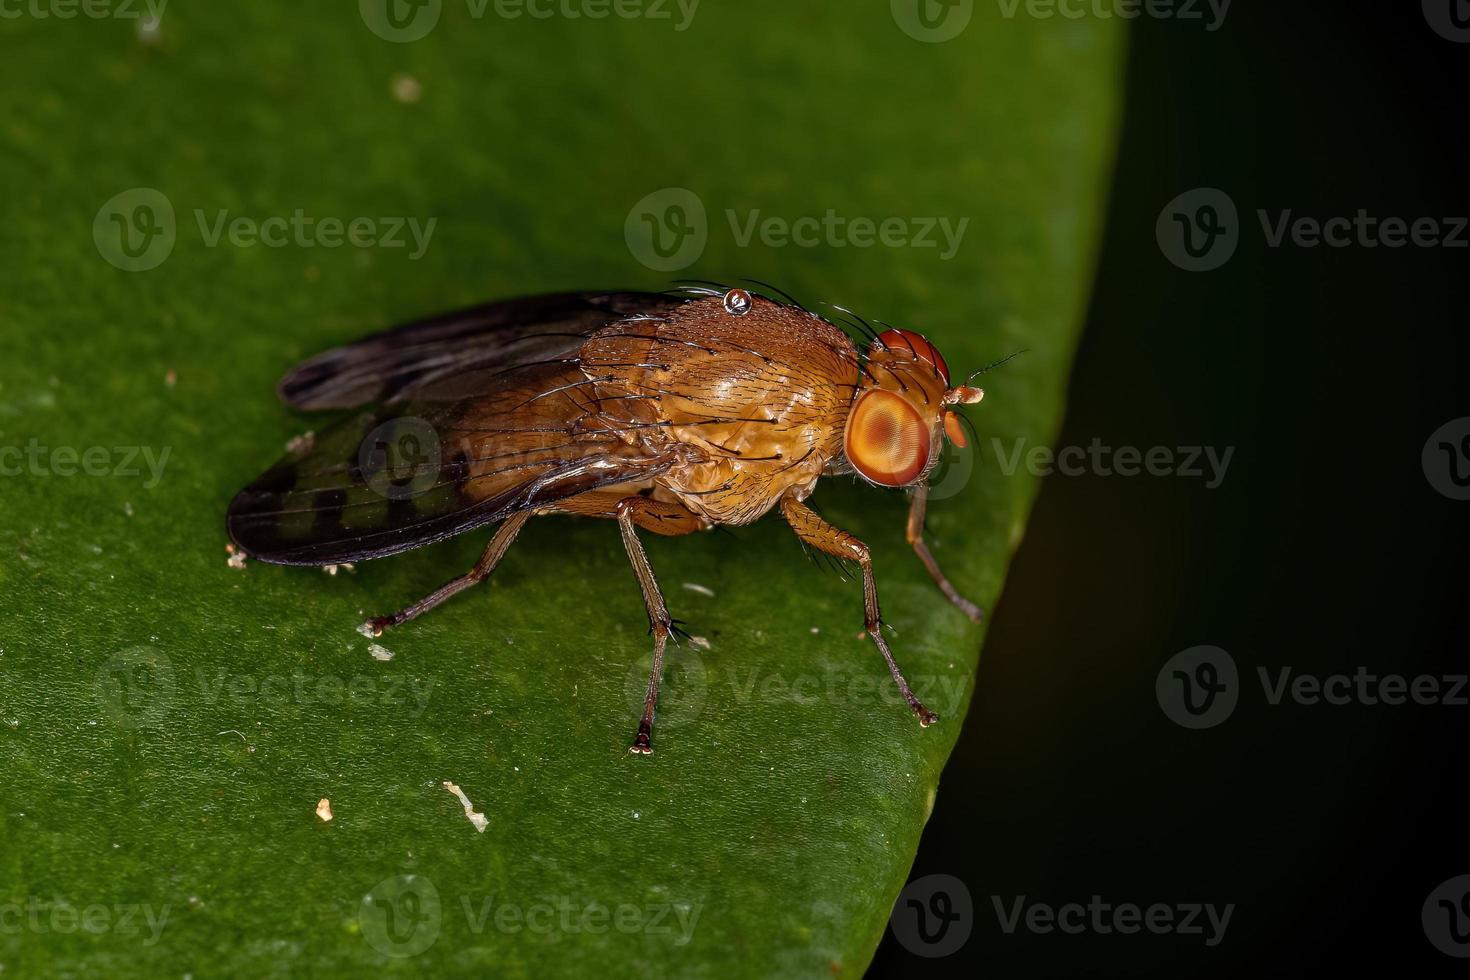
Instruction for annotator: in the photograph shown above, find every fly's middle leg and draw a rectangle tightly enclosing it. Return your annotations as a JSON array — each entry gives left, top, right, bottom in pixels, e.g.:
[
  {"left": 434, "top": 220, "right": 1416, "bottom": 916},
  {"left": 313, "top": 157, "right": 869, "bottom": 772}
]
[
  {"left": 615, "top": 495, "right": 702, "bottom": 754},
  {"left": 780, "top": 492, "right": 938, "bottom": 727},
  {"left": 363, "top": 511, "right": 531, "bottom": 636}
]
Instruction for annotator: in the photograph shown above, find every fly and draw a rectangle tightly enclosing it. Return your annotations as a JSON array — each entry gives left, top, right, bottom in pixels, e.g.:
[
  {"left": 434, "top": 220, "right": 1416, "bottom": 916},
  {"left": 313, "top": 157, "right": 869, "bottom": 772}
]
[{"left": 227, "top": 285, "right": 993, "bottom": 753}]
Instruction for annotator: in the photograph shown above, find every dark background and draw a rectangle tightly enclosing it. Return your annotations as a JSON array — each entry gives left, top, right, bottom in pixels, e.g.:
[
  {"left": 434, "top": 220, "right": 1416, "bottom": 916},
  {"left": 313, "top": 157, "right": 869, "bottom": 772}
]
[{"left": 875, "top": 2, "right": 1470, "bottom": 976}]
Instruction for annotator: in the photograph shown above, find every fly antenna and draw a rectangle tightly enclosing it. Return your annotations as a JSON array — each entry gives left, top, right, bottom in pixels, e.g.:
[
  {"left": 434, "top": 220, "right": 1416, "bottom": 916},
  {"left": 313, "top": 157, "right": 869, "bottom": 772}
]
[{"left": 964, "top": 348, "right": 1029, "bottom": 384}]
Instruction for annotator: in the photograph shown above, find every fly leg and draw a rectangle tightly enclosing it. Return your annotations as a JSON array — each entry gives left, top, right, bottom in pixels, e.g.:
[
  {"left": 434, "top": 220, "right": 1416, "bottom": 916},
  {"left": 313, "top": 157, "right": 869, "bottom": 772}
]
[
  {"left": 616, "top": 495, "right": 704, "bottom": 754},
  {"left": 363, "top": 511, "right": 531, "bottom": 636},
  {"left": 906, "top": 482, "right": 984, "bottom": 623},
  {"left": 780, "top": 493, "right": 938, "bottom": 727}
]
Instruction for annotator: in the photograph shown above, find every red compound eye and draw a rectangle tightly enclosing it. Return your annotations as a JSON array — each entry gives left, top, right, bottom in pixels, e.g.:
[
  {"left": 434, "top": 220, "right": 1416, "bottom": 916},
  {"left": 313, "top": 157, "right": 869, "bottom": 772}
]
[
  {"left": 874, "top": 329, "right": 950, "bottom": 384},
  {"left": 845, "top": 389, "right": 930, "bottom": 487}
]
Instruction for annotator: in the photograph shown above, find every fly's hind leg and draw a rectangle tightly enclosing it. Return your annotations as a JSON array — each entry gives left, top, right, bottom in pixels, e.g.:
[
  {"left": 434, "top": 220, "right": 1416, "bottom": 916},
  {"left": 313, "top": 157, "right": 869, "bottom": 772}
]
[
  {"left": 363, "top": 511, "right": 531, "bottom": 636},
  {"left": 780, "top": 492, "right": 938, "bottom": 727},
  {"left": 615, "top": 495, "right": 705, "bottom": 754},
  {"left": 907, "top": 482, "right": 984, "bottom": 623}
]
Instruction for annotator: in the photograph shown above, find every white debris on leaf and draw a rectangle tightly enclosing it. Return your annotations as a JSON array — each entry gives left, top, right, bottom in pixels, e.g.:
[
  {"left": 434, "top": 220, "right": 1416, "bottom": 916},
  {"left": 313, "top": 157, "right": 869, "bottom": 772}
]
[
  {"left": 316, "top": 798, "right": 333, "bottom": 822},
  {"left": 368, "top": 644, "right": 394, "bottom": 662},
  {"left": 682, "top": 582, "right": 715, "bottom": 597},
  {"left": 442, "top": 781, "right": 488, "bottom": 833},
  {"left": 225, "top": 544, "right": 247, "bottom": 570},
  {"left": 356, "top": 621, "right": 380, "bottom": 639},
  {"left": 286, "top": 431, "right": 315, "bottom": 456},
  {"left": 391, "top": 73, "right": 424, "bottom": 104},
  {"left": 322, "top": 563, "right": 355, "bottom": 576},
  {"left": 688, "top": 636, "right": 711, "bottom": 651}
]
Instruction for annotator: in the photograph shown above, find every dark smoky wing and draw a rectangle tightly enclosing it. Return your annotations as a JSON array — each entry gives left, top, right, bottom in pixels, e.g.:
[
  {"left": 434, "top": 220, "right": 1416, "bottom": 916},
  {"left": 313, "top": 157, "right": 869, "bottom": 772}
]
[
  {"left": 228, "top": 364, "right": 674, "bottom": 565},
  {"left": 277, "top": 291, "right": 688, "bottom": 410}
]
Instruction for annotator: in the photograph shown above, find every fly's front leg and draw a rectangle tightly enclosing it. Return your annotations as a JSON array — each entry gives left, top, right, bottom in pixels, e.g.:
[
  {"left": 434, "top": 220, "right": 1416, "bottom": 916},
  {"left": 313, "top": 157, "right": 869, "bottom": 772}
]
[
  {"left": 616, "top": 495, "right": 701, "bottom": 754},
  {"left": 779, "top": 493, "right": 938, "bottom": 727},
  {"left": 907, "top": 482, "right": 984, "bottom": 624},
  {"left": 363, "top": 511, "right": 531, "bottom": 636}
]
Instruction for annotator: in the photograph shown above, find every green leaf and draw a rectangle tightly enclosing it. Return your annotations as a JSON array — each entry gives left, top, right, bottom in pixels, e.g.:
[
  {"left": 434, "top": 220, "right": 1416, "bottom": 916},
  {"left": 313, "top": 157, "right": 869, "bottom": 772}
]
[{"left": 0, "top": 5, "right": 1123, "bottom": 976}]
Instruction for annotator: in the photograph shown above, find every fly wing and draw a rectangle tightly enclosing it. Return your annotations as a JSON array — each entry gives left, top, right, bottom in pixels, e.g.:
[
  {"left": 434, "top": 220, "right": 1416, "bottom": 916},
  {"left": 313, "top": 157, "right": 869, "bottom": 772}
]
[
  {"left": 230, "top": 348, "right": 676, "bottom": 567},
  {"left": 230, "top": 290, "right": 689, "bottom": 564},
  {"left": 277, "top": 290, "right": 688, "bottom": 410}
]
